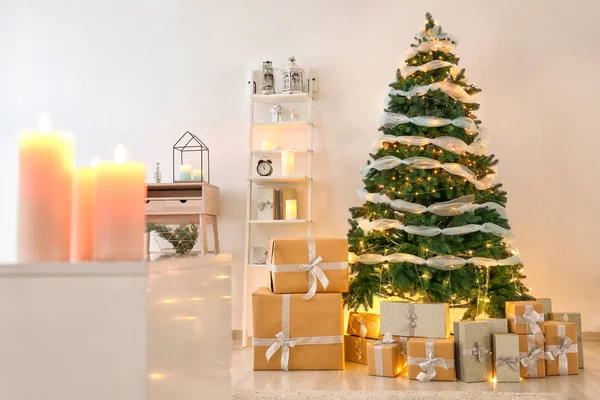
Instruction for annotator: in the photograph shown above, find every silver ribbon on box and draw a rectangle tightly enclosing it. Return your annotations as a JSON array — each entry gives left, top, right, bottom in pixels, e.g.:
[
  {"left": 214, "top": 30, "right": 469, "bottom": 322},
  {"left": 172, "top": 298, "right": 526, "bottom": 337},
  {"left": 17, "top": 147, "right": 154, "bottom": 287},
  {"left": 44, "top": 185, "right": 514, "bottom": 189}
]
[
  {"left": 510, "top": 304, "right": 545, "bottom": 344},
  {"left": 373, "top": 332, "right": 397, "bottom": 376},
  {"left": 496, "top": 356, "right": 519, "bottom": 371},
  {"left": 461, "top": 341, "right": 490, "bottom": 364},
  {"left": 519, "top": 335, "right": 554, "bottom": 377},
  {"left": 267, "top": 238, "right": 348, "bottom": 300},
  {"left": 405, "top": 304, "right": 418, "bottom": 336},
  {"left": 546, "top": 324, "right": 578, "bottom": 376},
  {"left": 407, "top": 339, "right": 454, "bottom": 382},
  {"left": 258, "top": 200, "right": 273, "bottom": 211},
  {"left": 253, "top": 294, "right": 343, "bottom": 371},
  {"left": 349, "top": 313, "right": 377, "bottom": 362}
]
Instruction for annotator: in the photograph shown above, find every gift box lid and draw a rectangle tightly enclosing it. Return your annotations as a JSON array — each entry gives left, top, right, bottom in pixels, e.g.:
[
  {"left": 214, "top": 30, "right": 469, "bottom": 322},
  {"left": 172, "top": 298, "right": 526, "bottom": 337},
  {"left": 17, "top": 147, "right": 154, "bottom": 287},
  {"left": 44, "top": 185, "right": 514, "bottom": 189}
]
[{"left": 267, "top": 237, "right": 348, "bottom": 265}]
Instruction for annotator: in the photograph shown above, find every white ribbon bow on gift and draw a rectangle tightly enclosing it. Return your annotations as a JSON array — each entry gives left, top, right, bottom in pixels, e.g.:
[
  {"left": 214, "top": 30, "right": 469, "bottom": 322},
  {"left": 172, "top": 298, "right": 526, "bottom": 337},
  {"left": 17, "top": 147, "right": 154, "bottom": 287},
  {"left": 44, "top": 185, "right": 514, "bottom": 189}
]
[
  {"left": 496, "top": 356, "right": 519, "bottom": 371},
  {"left": 521, "top": 306, "right": 545, "bottom": 344},
  {"left": 376, "top": 332, "right": 396, "bottom": 345},
  {"left": 551, "top": 337, "right": 573, "bottom": 359},
  {"left": 265, "top": 331, "right": 297, "bottom": 372},
  {"left": 352, "top": 314, "right": 369, "bottom": 339},
  {"left": 299, "top": 255, "right": 328, "bottom": 300},
  {"left": 471, "top": 342, "right": 490, "bottom": 364},
  {"left": 258, "top": 200, "right": 273, "bottom": 211},
  {"left": 520, "top": 348, "right": 554, "bottom": 370},
  {"left": 417, "top": 350, "right": 448, "bottom": 382}
]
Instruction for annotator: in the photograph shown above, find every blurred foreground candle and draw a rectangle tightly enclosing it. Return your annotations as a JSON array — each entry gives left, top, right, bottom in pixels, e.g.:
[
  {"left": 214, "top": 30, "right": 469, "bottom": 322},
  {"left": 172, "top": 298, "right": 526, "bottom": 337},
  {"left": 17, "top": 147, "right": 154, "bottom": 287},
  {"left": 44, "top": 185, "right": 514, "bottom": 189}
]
[
  {"left": 93, "top": 145, "right": 146, "bottom": 261},
  {"left": 281, "top": 150, "right": 295, "bottom": 176},
  {"left": 71, "top": 159, "right": 98, "bottom": 261},
  {"left": 192, "top": 169, "right": 204, "bottom": 181},
  {"left": 18, "top": 113, "right": 75, "bottom": 262},
  {"left": 179, "top": 164, "right": 192, "bottom": 181},
  {"left": 285, "top": 199, "right": 297, "bottom": 220}
]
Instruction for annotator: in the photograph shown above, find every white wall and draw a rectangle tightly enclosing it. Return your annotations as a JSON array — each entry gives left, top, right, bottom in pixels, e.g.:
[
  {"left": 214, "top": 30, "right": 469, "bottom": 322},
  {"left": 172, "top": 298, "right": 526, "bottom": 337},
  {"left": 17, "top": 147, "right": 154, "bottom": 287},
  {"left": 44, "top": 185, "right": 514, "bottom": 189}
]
[{"left": 1, "top": 0, "right": 599, "bottom": 331}]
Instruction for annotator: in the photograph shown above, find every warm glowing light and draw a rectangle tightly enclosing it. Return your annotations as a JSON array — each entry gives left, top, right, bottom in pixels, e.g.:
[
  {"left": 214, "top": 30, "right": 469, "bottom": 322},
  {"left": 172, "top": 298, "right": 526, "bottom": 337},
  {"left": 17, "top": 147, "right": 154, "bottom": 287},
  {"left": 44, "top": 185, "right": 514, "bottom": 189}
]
[
  {"left": 114, "top": 144, "right": 127, "bottom": 164},
  {"left": 215, "top": 275, "right": 230, "bottom": 279},
  {"left": 38, "top": 113, "right": 52, "bottom": 134},
  {"left": 149, "top": 373, "right": 164, "bottom": 380},
  {"left": 161, "top": 299, "right": 178, "bottom": 304},
  {"left": 90, "top": 157, "right": 100, "bottom": 168},
  {"left": 189, "top": 297, "right": 203, "bottom": 301},
  {"left": 491, "top": 377, "right": 497, "bottom": 383},
  {"left": 222, "top": 295, "right": 231, "bottom": 299}
]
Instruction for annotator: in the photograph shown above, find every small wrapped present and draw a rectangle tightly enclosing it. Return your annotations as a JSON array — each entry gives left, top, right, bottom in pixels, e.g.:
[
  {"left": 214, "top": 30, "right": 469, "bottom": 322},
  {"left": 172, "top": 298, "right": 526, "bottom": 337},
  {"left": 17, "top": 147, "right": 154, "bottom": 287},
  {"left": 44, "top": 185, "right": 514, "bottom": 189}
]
[
  {"left": 543, "top": 321, "right": 579, "bottom": 376},
  {"left": 477, "top": 318, "right": 508, "bottom": 336},
  {"left": 252, "top": 247, "right": 268, "bottom": 265},
  {"left": 344, "top": 334, "right": 376, "bottom": 365},
  {"left": 395, "top": 336, "right": 409, "bottom": 369},
  {"left": 257, "top": 188, "right": 276, "bottom": 220},
  {"left": 380, "top": 301, "right": 449, "bottom": 338},
  {"left": 537, "top": 298, "right": 552, "bottom": 320},
  {"left": 267, "top": 238, "right": 349, "bottom": 300},
  {"left": 408, "top": 338, "right": 456, "bottom": 382},
  {"left": 277, "top": 188, "right": 297, "bottom": 220},
  {"left": 347, "top": 312, "right": 380, "bottom": 340},
  {"left": 493, "top": 333, "right": 520, "bottom": 383},
  {"left": 506, "top": 301, "right": 544, "bottom": 343},
  {"left": 549, "top": 312, "right": 583, "bottom": 369},
  {"left": 454, "top": 321, "right": 492, "bottom": 383},
  {"left": 519, "top": 334, "right": 553, "bottom": 378},
  {"left": 367, "top": 332, "right": 403, "bottom": 377},
  {"left": 252, "top": 288, "right": 344, "bottom": 371}
]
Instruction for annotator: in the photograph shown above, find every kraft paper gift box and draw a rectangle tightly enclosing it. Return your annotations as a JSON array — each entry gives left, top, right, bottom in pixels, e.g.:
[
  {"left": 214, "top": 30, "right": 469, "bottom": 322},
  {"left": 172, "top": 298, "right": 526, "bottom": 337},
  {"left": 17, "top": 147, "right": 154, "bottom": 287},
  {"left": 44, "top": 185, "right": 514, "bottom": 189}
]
[
  {"left": 549, "top": 312, "right": 583, "bottom": 368},
  {"left": 277, "top": 188, "right": 297, "bottom": 220},
  {"left": 267, "top": 237, "right": 349, "bottom": 299},
  {"left": 493, "top": 333, "right": 520, "bottom": 383},
  {"left": 506, "top": 301, "right": 544, "bottom": 342},
  {"left": 543, "top": 321, "right": 579, "bottom": 376},
  {"left": 380, "top": 301, "right": 449, "bottom": 339},
  {"left": 252, "top": 287, "right": 344, "bottom": 371},
  {"left": 366, "top": 333, "right": 403, "bottom": 377},
  {"left": 519, "top": 334, "right": 552, "bottom": 378},
  {"left": 454, "top": 321, "right": 492, "bottom": 383},
  {"left": 537, "top": 298, "right": 553, "bottom": 320},
  {"left": 407, "top": 338, "right": 456, "bottom": 382},
  {"left": 257, "top": 188, "right": 276, "bottom": 220},
  {"left": 347, "top": 312, "right": 380, "bottom": 340},
  {"left": 344, "top": 334, "right": 376, "bottom": 365}
]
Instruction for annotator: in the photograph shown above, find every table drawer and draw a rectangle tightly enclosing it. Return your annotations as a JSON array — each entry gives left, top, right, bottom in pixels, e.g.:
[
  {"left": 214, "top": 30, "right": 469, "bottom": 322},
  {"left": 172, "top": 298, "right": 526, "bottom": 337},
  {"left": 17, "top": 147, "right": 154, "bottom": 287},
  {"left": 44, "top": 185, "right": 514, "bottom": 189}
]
[
  {"left": 164, "top": 199, "right": 203, "bottom": 213},
  {"left": 146, "top": 200, "right": 165, "bottom": 212}
]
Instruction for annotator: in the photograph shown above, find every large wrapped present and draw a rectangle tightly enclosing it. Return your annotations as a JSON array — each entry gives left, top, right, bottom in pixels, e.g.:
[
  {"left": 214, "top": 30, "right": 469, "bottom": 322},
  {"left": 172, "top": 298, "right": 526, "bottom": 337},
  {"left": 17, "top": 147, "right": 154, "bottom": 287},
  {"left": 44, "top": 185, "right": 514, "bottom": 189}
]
[
  {"left": 543, "top": 321, "right": 579, "bottom": 376},
  {"left": 506, "top": 301, "right": 544, "bottom": 343},
  {"left": 537, "top": 298, "right": 552, "bottom": 320},
  {"left": 344, "top": 334, "right": 376, "bottom": 365},
  {"left": 347, "top": 312, "right": 380, "bottom": 340},
  {"left": 380, "top": 301, "right": 449, "bottom": 339},
  {"left": 549, "top": 312, "right": 583, "bottom": 368},
  {"left": 477, "top": 318, "right": 508, "bottom": 336},
  {"left": 267, "top": 238, "right": 349, "bottom": 300},
  {"left": 519, "top": 334, "right": 553, "bottom": 378},
  {"left": 454, "top": 321, "right": 492, "bottom": 383},
  {"left": 366, "top": 332, "right": 403, "bottom": 377},
  {"left": 257, "top": 188, "right": 276, "bottom": 220},
  {"left": 252, "top": 287, "right": 344, "bottom": 371},
  {"left": 493, "top": 333, "right": 520, "bottom": 383},
  {"left": 408, "top": 338, "right": 456, "bottom": 382}
]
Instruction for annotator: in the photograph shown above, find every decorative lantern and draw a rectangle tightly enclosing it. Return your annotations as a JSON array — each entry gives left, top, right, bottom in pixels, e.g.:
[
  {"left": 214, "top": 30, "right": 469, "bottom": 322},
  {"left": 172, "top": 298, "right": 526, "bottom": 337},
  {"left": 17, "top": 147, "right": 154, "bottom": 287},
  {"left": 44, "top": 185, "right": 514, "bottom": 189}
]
[
  {"left": 282, "top": 56, "right": 304, "bottom": 94},
  {"left": 172, "top": 131, "right": 210, "bottom": 183},
  {"left": 261, "top": 60, "right": 275, "bottom": 95}
]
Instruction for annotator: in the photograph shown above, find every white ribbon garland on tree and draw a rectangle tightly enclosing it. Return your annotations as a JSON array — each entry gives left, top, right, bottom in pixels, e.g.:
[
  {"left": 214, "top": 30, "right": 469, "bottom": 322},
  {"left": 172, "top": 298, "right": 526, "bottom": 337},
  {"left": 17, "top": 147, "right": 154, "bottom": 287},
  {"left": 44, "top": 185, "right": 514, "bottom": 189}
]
[
  {"left": 360, "top": 156, "right": 495, "bottom": 190},
  {"left": 386, "top": 81, "right": 478, "bottom": 104},
  {"left": 355, "top": 218, "right": 513, "bottom": 238},
  {"left": 401, "top": 60, "right": 459, "bottom": 78},
  {"left": 348, "top": 251, "right": 521, "bottom": 270},
  {"left": 379, "top": 112, "right": 480, "bottom": 135},
  {"left": 404, "top": 40, "right": 457, "bottom": 59},
  {"left": 371, "top": 135, "right": 487, "bottom": 156},
  {"left": 357, "top": 189, "right": 506, "bottom": 217}
]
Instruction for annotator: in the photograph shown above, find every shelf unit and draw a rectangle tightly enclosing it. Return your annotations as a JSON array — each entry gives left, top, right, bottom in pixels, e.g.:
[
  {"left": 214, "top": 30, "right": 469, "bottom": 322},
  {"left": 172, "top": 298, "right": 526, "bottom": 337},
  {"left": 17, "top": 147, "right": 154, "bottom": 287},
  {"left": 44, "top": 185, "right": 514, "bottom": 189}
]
[{"left": 242, "top": 69, "right": 315, "bottom": 347}]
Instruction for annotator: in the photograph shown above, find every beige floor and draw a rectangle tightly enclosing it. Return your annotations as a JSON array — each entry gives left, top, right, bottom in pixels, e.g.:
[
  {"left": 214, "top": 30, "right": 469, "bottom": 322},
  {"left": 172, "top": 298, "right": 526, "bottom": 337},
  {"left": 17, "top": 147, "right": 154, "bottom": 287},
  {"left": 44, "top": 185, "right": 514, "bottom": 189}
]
[{"left": 232, "top": 339, "right": 600, "bottom": 400}]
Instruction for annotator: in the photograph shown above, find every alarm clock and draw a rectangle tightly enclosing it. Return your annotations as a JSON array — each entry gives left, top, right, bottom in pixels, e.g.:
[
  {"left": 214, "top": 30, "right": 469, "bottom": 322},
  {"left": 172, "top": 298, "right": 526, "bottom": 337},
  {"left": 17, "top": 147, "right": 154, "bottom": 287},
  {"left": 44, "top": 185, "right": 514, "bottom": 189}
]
[{"left": 257, "top": 158, "right": 273, "bottom": 176}]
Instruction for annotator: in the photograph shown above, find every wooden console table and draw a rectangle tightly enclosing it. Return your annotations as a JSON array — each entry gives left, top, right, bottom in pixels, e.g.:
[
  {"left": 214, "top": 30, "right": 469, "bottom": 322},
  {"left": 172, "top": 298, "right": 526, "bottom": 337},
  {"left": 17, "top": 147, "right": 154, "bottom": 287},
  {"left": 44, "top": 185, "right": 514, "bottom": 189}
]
[{"left": 146, "top": 183, "right": 220, "bottom": 253}]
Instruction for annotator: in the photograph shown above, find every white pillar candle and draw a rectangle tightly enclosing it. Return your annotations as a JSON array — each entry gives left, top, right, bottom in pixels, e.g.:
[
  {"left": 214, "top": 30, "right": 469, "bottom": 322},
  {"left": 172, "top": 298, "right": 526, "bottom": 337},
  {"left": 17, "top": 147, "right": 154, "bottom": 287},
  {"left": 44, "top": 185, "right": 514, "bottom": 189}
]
[
  {"left": 18, "top": 113, "right": 75, "bottom": 262},
  {"left": 192, "top": 169, "right": 204, "bottom": 181},
  {"left": 261, "top": 140, "right": 274, "bottom": 150},
  {"left": 285, "top": 199, "right": 297, "bottom": 220},
  {"left": 179, "top": 164, "right": 192, "bottom": 181},
  {"left": 281, "top": 150, "right": 295, "bottom": 176},
  {"left": 93, "top": 145, "right": 146, "bottom": 261}
]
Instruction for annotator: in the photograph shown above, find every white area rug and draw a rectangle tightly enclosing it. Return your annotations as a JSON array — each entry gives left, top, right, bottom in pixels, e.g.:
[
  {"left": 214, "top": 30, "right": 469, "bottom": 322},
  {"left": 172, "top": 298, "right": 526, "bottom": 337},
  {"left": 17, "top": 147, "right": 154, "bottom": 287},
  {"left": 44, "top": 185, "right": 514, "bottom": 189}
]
[{"left": 233, "top": 389, "right": 567, "bottom": 400}]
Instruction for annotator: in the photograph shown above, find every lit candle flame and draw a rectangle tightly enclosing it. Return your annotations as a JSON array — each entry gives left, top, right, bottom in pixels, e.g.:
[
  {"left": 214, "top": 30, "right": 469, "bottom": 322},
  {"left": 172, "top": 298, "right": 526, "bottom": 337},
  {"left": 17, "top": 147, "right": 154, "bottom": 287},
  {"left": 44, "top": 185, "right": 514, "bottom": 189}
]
[
  {"left": 90, "top": 157, "right": 100, "bottom": 168},
  {"left": 38, "top": 113, "right": 52, "bottom": 134},
  {"left": 114, "top": 144, "right": 127, "bottom": 164}
]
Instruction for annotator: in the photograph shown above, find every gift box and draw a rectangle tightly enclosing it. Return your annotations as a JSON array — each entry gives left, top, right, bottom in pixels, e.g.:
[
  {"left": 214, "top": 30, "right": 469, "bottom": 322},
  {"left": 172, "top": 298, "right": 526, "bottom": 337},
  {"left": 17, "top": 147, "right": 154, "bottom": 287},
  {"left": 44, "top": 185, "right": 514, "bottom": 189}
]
[
  {"left": 493, "top": 333, "right": 520, "bottom": 383},
  {"left": 537, "top": 298, "right": 552, "bottom": 320},
  {"left": 506, "top": 301, "right": 544, "bottom": 342},
  {"left": 267, "top": 237, "right": 349, "bottom": 300},
  {"left": 252, "top": 247, "right": 268, "bottom": 265},
  {"left": 543, "top": 321, "right": 579, "bottom": 376},
  {"left": 477, "top": 318, "right": 508, "bottom": 336},
  {"left": 277, "top": 188, "right": 297, "bottom": 220},
  {"left": 344, "top": 334, "right": 376, "bottom": 365},
  {"left": 519, "top": 334, "right": 552, "bottom": 378},
  {"left": 257, "top": 188, "right": 276, "bottom": 220},
  {"left": 347, "top": 312, "right": 380, "bottom": 340},
  {"left": 380, "top": 301, "right": 449, "bottom": 339},
  {"left": 367, "top": 333, "right": 403, "bottom": 377},
  {"left": 549, "top": 312, "right": 583, "bottom": 369},
  {"left": 252, "top": 287, "right": 344, "bottom": 371},
  {"left": 407, "top": 338, "right": 456, "bottom": 382},
  {"left": 454, "top": 321, "right": 492, "bottom": 383}
]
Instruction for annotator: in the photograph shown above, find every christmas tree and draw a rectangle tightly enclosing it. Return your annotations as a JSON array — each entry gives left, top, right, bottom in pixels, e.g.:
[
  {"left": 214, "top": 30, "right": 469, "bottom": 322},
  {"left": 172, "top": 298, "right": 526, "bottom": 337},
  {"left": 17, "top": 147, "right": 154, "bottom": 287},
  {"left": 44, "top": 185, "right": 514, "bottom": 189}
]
[{"left": 346, "top": 13, "right": 532, "bottom": 318}]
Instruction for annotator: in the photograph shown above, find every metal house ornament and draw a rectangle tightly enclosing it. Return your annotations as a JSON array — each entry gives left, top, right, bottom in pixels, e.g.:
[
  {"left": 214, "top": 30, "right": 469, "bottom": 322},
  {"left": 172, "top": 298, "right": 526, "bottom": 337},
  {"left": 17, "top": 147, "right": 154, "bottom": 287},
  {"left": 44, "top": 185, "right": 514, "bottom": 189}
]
[
  {"left": 282, "top": 56, "right": 304, "bottom": 94},
  {"left": 261, "top": 60, "right": 275, "bottom": 95},
  {"left": 271, "top": 104, "right": 282, "bottom": 122},
  {"left": 172, "top": 131, "right": 210, "bottom": 183}
]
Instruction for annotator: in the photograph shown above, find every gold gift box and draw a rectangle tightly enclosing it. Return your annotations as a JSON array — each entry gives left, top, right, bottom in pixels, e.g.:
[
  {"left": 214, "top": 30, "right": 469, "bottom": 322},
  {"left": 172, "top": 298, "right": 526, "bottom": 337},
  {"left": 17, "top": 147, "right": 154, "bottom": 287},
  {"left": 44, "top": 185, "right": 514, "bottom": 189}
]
[
  {"left": 408, "top": 338, "right": 456, "bottom": 382},
  {"left": 493, "top": 333, "right": 520, "bottom": 383},
  {"left": 347, "top": 312, "right": 380, "bottom": 340},
  {"left": 543, "top": 321, "right": 579, "bottom": 376},
  {"left": 506, "top": 301, "right": 544, "bottom": 334},
  {"left": 549, "top": 312, "right": 583, "bottom": 369},
  {"left": 268, "top": 237, "right": 349, "bottom": 295},
  {"left": 367, "top": 340, "right": 403, "bottom": 377},
  {"left": 519, "top": 334, "right": 546, "bottom": 378},
  {"left": 454, "top": 321, "right": 492, "bottom": 383},
  {"left": 344, "top": 334, "right": 376, "bottom": 365}
]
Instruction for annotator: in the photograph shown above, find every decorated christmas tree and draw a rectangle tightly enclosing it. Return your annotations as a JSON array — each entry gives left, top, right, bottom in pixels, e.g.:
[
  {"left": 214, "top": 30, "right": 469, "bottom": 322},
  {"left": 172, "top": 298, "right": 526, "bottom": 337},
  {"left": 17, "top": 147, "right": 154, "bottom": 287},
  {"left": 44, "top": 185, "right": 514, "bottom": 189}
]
[{"left": 346, "top": 13, "right": 532, "bottom": 318}]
